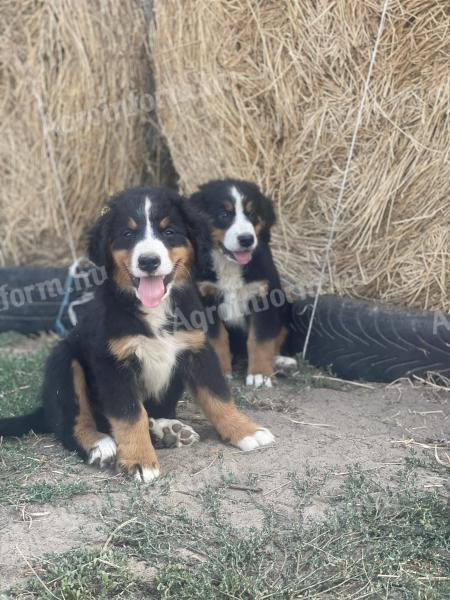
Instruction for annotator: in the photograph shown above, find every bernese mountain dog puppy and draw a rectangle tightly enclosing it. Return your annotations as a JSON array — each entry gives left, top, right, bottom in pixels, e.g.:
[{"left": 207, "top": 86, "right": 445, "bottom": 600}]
[
  {"left": 0, "top": 187, "right": 274, "bottom": 482},
  {"left": 189, "top": 179, "right": 295, "bottom": 388}
]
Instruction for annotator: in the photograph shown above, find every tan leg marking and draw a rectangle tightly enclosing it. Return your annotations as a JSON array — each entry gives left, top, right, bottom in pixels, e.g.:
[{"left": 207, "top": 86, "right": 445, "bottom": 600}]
[
  {"left": 209, "top": 322, "right": 232, "bottom": 377},
  {"left": 194, "top": 387, "right": 259, "bottom": 444},
  {"left": 274, "top": 326, "right": 288, "bottom": 355},
  {"left": 109, "top": 404, "right": 160, "bottom": 482},
  {"left": 72, "top": 360, "right": 105, "bottom": 452},
  {"left": 194, "top": 387, "right": 274, "bottom": 450},
  {"left": 247, "top": 326, "right": 276, "bottom": 377}
]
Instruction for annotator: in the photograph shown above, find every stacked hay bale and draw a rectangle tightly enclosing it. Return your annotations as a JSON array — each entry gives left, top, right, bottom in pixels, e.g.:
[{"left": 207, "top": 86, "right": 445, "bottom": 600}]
[
  {"left": 152, "top": 0, "right": 450, "bottom": 312},
  {"left": 0, "top": 0, "right": 169, "bottom": 266}
]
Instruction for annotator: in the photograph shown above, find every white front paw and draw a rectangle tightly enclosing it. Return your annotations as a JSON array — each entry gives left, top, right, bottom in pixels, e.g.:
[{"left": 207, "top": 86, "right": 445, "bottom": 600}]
[
  {"left": 87, "top": 435, "right": 117, "bottom": 467},
  {"left": 236, "top": 427, "right": 275, "bottom": 451},
  {"left": 246, "top": 374, "right": 273, "bottom": 388}
]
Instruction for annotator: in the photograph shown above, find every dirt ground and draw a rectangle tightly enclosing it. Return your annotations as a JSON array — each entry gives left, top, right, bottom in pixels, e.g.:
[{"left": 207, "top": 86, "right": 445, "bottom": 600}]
[{"left": 1, "top": 369, "right": 448, "bottom": 594}]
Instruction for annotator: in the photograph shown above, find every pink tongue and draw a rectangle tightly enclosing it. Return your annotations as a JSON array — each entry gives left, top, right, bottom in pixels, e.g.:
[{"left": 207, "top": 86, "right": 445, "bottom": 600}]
[
  {"left": 233, "top": 251, "right": 252, "bottom": 265},
  {"left": 137, "top": 276, "right": 165, "bottom": 308}
]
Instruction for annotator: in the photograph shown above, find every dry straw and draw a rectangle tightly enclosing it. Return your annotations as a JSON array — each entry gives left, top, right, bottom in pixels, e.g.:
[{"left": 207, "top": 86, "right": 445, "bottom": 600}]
[
  {"left": 152, "top": 0, "right": 450, "bottom": 312},
  {"left": 0, "top": 0, "right": 165, "bottom": 266}
]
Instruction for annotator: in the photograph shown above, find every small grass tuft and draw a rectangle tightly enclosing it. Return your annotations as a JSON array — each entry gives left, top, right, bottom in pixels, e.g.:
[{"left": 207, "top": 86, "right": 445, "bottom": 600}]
[
  {"left": 0, "top": 478, "right": 90, "bottom": 506},
  {"left": 0, "top": 334, "right": 49, "bottom": 417},
  {"left": 22, "top": 547, "right": 151, "bottom": 599}
]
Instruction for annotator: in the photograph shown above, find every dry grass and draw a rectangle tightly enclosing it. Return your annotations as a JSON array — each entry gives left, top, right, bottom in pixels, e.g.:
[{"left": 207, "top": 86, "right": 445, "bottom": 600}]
[
  {"left": 152, "top": 0, "right": 450, "bottom": 312},
  {"left": 0, "top": 0, "right": 169, "bottom": 266}
]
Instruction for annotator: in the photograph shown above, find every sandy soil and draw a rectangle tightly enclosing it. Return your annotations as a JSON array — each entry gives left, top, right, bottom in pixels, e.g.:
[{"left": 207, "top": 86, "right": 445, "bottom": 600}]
[{"left": 0, "top": 378, "right": 448, "bottom": 592}]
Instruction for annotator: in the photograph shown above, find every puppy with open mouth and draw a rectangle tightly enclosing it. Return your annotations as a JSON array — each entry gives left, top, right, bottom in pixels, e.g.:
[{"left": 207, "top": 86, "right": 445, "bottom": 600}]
[
  {"left": 0, "top": 187, "right": 274, "bottom": 482},
  {"left": 189, "top": 179, "right": 295, "bottom": 388}
]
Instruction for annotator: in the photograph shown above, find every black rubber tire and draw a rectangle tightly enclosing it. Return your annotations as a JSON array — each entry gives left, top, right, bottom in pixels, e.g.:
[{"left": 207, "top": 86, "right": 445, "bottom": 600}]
[
  {"left": 0, "top": 267, "right": 88, "bottom": 334},
  {"left": 291, "top": 295, "right": 450, "bottom": 383}
]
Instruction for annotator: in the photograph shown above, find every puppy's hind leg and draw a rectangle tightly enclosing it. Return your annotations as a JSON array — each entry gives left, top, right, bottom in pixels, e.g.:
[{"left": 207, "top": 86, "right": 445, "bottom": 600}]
[
  {"left": 41, "top": 343, "right": 116, "bottom": 466},
  {"left": 71, "top": 360, "right": 117, "bottom": 467}
]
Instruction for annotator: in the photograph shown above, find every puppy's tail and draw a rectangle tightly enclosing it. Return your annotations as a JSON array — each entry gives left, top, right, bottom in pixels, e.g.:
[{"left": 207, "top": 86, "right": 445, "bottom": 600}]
[{"left": 0, "top": 407, "right": 50, "bottom": 437}]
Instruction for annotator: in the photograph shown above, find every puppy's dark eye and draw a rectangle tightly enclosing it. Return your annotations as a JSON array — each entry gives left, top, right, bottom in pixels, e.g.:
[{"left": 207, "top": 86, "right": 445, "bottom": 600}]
[
  {"left": 219, "top": 210, "right": 232, "bottom": 220},
  {"left": 123, "top": 229, "right": 135, "bottom": 238},
  {"left": 163, "top": 228, "right": 174, "bottom": 236}
]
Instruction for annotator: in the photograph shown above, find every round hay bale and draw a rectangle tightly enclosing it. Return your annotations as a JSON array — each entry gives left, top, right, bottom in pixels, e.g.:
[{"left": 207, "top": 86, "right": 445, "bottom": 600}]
[
  {"left": 152, "top": 0, "right": 450, "bottom": 312},
  {"left": 0, "top": 0, "right": 165, "bottom": 266}
]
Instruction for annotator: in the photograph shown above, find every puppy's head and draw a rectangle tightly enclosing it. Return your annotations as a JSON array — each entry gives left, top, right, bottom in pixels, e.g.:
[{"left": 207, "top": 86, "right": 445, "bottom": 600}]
[
  {"left": 89, "top": 187, "right": 211, "bottom": 308},
  {"left": 189, "top": 179, "right": 276, "bottom": 266}
]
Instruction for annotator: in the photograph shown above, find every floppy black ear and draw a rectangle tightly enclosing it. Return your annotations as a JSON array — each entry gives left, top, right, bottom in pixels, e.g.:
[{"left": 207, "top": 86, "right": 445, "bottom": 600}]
[
  {"left": 259, "top": 193, "right": 276, "bottom": 243},
  {"left": 176, "top": 198, "right": 212, "bottom": 275},
  {"left": 88, "top": 207, "right": 113, "bottom": 268},
  {"left": 188, "top": 190, "right": 208, "bottom": 213}
]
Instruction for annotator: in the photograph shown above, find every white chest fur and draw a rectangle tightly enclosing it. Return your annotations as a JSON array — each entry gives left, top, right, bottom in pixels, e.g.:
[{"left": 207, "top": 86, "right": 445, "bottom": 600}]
[
  {"left": 211, "top": 250, "right": 265, "bottom": 327},
  {"left": 115, "top": 301, "right": 192, "bottom": 399},
  {"left": 134, "top": 335, "right": 183, "bottom": 398}
]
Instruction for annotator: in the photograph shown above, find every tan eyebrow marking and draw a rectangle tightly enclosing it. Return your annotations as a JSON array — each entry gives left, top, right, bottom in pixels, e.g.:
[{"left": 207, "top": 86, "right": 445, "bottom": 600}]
[
  {"left": 224, "top": 201, "right": 233, "bottom": 211},
  {"left": 160, "top": 216, "right": 171, "bottom": 228},
  {"left": 245, "top": 200, "right": 253, "bottom": 214},
  {"left": 127, "top": 218, "right": 138, "bottom": 230}
]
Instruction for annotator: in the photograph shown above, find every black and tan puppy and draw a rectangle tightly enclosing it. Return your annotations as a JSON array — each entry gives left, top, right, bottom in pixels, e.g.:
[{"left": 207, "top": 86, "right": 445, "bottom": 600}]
[
  {"left": 189, "top": 179, "right": 295, "bottom": 388},
  {"left": 0, "top": 187, "right": 274, "bottom": 481}
]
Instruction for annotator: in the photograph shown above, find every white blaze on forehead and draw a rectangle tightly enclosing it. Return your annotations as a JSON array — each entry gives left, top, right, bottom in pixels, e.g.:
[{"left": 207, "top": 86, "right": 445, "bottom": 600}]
[
  {"left": 144, "top": 196, "right": 151, "bottom": 234},
  {"left": 223, "top": 186, "right": 257, "bottom": 252},
  {"left": 230, "top": 186, "right": 247, "bottom": 229},
  {"left": 131, "top": 196, "right": 173, "bottom": 277}
]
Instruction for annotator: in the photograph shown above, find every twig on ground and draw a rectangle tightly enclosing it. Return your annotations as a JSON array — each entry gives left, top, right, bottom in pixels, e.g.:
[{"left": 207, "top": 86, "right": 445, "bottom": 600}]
[
  {"left": 288, "top": 418, "right": 335, "bottom": 428},
  {"left": 311, "top": 375, "right": 375, "bottom": 389},
  {"left": 227, "top": 484, "right": 262, "bottom": 493}
]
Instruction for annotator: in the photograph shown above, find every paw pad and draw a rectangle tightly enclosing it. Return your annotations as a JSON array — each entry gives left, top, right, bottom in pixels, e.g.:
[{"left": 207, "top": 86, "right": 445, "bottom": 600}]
[{"left": 150, "top": 418, "right": 200, "bottom": 448}]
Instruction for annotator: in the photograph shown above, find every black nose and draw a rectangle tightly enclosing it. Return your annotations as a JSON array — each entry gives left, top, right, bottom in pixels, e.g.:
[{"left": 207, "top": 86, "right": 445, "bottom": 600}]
[
  {"left": 138, "top": 254, "right": 161, "bottom": 273},
  {"left": 237, "top": 234, "right": 255, "bottom": 248}
]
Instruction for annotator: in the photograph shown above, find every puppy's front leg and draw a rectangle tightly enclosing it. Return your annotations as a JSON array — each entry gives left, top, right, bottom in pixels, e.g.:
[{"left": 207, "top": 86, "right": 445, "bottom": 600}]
[
  {"left": 198, "top": 285, "right": 233, "bottom": 378},
  {"left": 98, "top": 358, "right": 160, "bottom": 482},
  {"left": 109, "top": 404, "right": 160, "bottom": 482},
  {"left": 188, "top": 345, "right": 274, "bottom": 451},
  {"left": 209, "top": 321, "right": 232, "bottom": 379},
  {"left": 246, "top": 323, "right": 276, "bottom": 388}
]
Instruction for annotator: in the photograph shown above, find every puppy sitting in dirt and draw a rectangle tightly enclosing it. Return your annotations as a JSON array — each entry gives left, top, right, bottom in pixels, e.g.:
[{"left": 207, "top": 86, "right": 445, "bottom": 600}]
[
  {"left": 0, "top": 187, "right": 274, "bottom": 481},
  {"left": 189, "top": 179, "right": 296, "bottom": 388}
]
